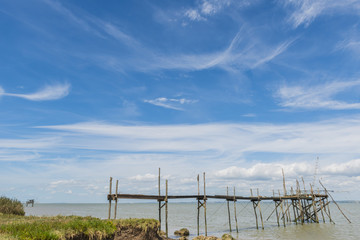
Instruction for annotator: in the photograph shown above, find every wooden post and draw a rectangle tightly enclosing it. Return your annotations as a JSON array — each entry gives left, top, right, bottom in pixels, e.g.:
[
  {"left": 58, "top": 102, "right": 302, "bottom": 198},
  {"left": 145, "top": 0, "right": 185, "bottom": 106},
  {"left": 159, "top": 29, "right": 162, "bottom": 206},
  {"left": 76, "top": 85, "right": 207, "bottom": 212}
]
[
  {"left": 114, "top": 179, "right": 119, "bottom": 219},
  {"left": 278, "top": 190, "right": 286, "bottom": 227},
  {"left": 310, "top": 184, "right": 319, "bottom": 223},
  {"left": 165, "top": 179, "right": 168, "bottom": 238},
  {"left": 291, "top": 200, "right": 298, "bottom": 224},
  {"left": 302, "top": 198, "right": 309, "bottom": 222},
  {"left": 227, "top": 186, "right": 232, "bottom": 232},
  {"left": 197, "top": 174, "right": 200, "bottom": 236},
  {"left": 108, "top": 177, "right": 112, "bottom": 220},
  {"left": 322, "top": 197, "right": 334, "bottom": 223},
  {"left": 302, "top": 177, "right": 306, "bottom": 193},
  {"left": 273, "top": 190, "right": 280, "bottom": 227},
  {"left": 158, "top": 168, "right": 161, "bottom": 231},
  {"left": 257, "top": 188, "right": 264, "bottom": 230},
  {"left": 282, "top": 169, "right": 290, "bottom": 222},
  {"left": 319, "top": 197, "right": 326, "bottom": 223},
  {"left": 203, "top": 172, "right": 207, "bottom": 236},
  {"left": 291, "top": 187, "right": 298, "bottom": 224},
  {"left": 251, "top": 189, "right": 259, "bottom": 229},
  {"left": 234, "top": 187, "right": 239, "bottom": 233}
]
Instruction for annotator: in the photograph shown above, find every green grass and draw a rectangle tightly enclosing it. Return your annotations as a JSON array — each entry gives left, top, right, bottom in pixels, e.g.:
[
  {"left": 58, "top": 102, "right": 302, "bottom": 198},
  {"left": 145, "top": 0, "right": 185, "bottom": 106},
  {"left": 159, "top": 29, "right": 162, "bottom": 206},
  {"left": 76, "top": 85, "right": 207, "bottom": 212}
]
[
  {"left": 0, "top": 214, "right": 116, "bottom": 240},
  {"left": 0, "top": 214, "right": 160, "bottom": 240},
  {"left": 116, "top": 218, "right": 159, "bottom": 232},
  {"left": 0, "top": 197, "right": 25, "bottom": 216}
]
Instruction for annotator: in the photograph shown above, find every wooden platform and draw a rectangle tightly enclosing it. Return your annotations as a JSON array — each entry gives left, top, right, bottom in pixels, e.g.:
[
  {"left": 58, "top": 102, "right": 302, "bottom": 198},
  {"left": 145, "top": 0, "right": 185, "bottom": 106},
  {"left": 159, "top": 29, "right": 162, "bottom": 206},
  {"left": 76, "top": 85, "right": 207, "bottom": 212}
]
[
  {"left": 107, "top": 193, "right": 328, "bottom": 201},
  {"left": 106, "top": 169, "right": 350, "bottom": 238}
]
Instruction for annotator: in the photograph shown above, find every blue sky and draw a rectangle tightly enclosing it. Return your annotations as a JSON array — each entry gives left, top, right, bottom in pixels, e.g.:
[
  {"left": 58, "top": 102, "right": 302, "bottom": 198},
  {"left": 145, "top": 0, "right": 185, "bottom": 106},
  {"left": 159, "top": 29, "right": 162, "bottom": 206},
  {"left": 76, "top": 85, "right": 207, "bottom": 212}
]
[{"left": 1, "top": 0, "right": 360, "bottom": 203}]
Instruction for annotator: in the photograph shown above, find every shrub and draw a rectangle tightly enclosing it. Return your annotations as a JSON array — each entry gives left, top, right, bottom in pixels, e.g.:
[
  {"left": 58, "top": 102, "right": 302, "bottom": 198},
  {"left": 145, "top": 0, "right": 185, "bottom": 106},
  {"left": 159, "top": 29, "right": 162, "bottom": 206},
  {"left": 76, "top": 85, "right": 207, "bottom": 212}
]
[{"left": 0, "top": 196, "right": 25, "bottom": 216}]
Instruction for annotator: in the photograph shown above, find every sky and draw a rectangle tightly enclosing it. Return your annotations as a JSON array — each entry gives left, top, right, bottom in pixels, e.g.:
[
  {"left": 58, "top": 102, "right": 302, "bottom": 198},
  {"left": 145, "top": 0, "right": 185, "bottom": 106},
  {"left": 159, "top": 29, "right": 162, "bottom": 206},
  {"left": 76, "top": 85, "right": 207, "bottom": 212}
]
[{"left": 1, "top": 0, "right": 360, "bottom": 203}]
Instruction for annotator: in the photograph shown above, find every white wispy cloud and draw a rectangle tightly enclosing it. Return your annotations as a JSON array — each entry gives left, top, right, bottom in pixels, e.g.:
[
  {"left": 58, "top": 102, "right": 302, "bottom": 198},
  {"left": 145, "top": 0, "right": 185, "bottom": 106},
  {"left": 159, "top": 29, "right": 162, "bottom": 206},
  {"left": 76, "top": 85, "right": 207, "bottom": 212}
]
[
  {"left": 38, "top": 117, "right": 360, "bottom": 155},
  {"left": 184, "top": 0, "right": 238, "bottom": 22},
  {"left": 42, "top": 0, "right": 102, "bottom": 36},
  {"left": 43, "top": 1, "right": 289, "bottom": 73},
  {"left": 50, "top": 179, "right": 77, "bottom": 188},
  {"left": 0, "top": 83, "right": 70, "bottom": 101},
  {"left": 116, "top": 30, "right": 294, "bottom": 73},
  {"left": 129, "top": 173, "right": 158, "bottom": 181},
  {"left": 215, "top": 159, "right": 360, "bottom": 180},
  {"left": 323, "top": 159, "right": 360, "bottom": 177},
  {"left": 215, "top": 162, "right": 313, "bottom": 180},
  {"left": 43, "top": 0, "right": 138, "bottom": 47},
  {"left": 144, "top": 97, "right": 198, "bottom": 111},
  {"left": 340, "top": 40, "right": 360, "bottom": 54},
  {"left": 0, "top": 137, "right": 59, "bottom": 149},
  {"left": 276, "top": 80, "right": 360, "bottom": 110},
  {"left": 284, "top": 0, "right": 360, "bottom": 28},
  {"left": 336, "top": 26, "right": 360, "bottom": 55}
]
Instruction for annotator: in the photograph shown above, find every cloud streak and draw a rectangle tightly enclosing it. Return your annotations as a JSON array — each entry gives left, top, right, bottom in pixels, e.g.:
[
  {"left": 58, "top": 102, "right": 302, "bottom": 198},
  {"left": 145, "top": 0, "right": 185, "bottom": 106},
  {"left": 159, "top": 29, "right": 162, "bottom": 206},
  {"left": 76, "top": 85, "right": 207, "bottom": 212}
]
[
  {"left": 37, "top": 117, "right": 360, "bottom": 155},
  {"left": 41, "top": 1, "right": 293, "bottom": 73},
  {"left": 144, "top": 97, "right": 197, "bottom": 111},
  {"left": 184, "top": 0, "right": 232, "bottom": 21},
  {"left": 0, "top": 83, "right": 70, "bottom": 101},
  {"left": 284, "top": 0, "right": 360, "bottom": 28},
  {"left": 276, "top": 80, "right": 360, "bottom": 110}
]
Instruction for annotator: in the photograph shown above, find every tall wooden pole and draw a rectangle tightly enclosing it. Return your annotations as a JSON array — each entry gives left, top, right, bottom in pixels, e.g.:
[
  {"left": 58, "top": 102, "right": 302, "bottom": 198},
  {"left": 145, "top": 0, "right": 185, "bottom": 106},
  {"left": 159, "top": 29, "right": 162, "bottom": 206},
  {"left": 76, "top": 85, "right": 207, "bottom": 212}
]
[
  {"left": 296, "top": 180, "right": 304, "bottom": 224},
  {"left": 279, "top": 190, "right": 286, "bottom": 227},
  {"left": 273, "top": 190, "right": 280, "bottom": 227},
  {"left": 251, "top": 189, "right": 259, "bottom": 229},
  {"left": 234, "top": 187, "right": 239, "bottom": 233},
  {"left": 165, "top": 179, "right": 168, "bottom": 238},
  {"left": 203, "top": 172, "right": 207, "bottom": 236},
  {"left": 310, "top": 184, "right": 319, "bottom": 223},
  {"left": 114, "top": 179, "right": 119, "bottom": 219},
  {"left": 322, "top": 197, "right": 334, "bottom": 223},
  {"left": 291, "top": 187, "right": 298, "bottom": 224},
  {"left": 319, "top": 197, "right": 326, "bottom": 223},
  {"left": 108, "top": 177, "right": 112, "bottom": 220},
  {"left": 197, "top": 174, "right": 200, "bottom": 236},
  {"left": 282, "top": 169, "right": 290, "bottom": 222},
  {"left": 158, "top": 168, "right": 161, "bottom": 231},
  {"left": 257, "top": 188, "right": 264, "bottom": 230},
  {"left": 227, "top": 186, "right": 232, "bottom": 232},
  {"left": 319, "top": 180, "right": 351, "bottom": 223}
]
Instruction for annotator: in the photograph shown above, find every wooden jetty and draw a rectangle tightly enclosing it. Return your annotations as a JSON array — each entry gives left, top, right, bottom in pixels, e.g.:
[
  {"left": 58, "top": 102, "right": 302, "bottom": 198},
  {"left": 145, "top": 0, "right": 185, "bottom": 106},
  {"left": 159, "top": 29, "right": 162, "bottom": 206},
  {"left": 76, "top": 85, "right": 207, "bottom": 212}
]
[
  {"left": 107, "top": 168, "right": 350, "bottom": 237},
  {"left": 25, "top": 199, "right": 34, "bottom": 207}
]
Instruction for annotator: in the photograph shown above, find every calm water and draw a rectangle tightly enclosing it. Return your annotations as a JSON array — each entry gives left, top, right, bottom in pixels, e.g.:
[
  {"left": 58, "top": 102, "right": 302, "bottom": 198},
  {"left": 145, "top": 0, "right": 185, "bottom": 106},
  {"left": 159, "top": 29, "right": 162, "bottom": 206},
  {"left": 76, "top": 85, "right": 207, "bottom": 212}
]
[{"left": 25, "top": 201, "right": 359, "bottom": 239}]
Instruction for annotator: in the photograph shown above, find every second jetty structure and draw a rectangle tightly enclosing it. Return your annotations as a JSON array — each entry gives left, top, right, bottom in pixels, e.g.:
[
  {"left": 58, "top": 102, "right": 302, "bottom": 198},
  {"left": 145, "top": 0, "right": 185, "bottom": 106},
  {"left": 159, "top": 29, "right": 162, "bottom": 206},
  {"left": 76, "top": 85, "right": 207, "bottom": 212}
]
[{"left": 107, "top": 168, "right": 350, "bottom": 238}]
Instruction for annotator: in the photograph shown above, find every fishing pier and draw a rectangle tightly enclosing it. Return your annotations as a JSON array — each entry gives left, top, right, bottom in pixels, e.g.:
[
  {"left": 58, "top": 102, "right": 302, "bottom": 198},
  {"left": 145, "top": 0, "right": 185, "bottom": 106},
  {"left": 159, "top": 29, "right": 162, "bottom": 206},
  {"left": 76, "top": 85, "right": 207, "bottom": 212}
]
[{"left": 107, "top": 169, "right": 350, "bottom": 238}]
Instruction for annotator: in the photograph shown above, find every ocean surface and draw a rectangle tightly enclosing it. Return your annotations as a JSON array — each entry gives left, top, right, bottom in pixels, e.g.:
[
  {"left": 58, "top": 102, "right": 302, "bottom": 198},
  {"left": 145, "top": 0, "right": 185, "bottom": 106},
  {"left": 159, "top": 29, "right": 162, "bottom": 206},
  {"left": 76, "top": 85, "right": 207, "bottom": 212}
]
[{"left": 25, "top": 201, "right": 359, "bottom": 239}]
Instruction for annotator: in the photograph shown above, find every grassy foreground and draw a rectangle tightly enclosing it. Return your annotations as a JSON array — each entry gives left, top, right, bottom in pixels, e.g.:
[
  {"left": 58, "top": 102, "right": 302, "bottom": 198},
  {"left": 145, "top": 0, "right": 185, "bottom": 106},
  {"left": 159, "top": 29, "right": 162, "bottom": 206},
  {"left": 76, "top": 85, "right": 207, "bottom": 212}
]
[{"left": 0, "top": 213, "right": 159, "bottom": 240}]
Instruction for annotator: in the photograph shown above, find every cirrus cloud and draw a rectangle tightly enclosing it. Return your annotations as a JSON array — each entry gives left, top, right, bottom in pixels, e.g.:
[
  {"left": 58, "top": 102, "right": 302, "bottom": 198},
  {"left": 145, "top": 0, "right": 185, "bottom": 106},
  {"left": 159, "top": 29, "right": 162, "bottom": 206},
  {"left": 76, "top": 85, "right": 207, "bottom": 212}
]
[{"left": 0, "top": 83, "right": 70, "bottom": 101}]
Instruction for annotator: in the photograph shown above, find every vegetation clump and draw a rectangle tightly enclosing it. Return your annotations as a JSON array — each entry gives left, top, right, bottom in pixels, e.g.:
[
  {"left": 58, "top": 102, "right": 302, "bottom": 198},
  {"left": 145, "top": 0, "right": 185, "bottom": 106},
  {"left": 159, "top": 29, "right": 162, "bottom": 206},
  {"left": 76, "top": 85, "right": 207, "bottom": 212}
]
[
  {"left": 192, "top": 236, "right": 220, "bottom": 240},
  {"left": 0, "top": 197, "right": 25, "bottom": 216},
  {"left": 114, "top": 218, "right": 162, "bottom": 240},
  {"left": 174, "top": 228, "right": 189, "bottom": 236},
  {"left": 221, "top": 234, "right": 235, "bottom": 240}
]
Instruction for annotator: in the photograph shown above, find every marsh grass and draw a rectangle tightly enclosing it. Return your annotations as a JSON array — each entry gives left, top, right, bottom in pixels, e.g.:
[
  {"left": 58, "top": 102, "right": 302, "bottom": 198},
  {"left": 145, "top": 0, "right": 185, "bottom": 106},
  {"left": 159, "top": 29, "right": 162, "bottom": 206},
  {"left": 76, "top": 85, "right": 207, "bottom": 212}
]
[
  {"left": 116, "top": 218, "right": 159, "bottom": 232},
  {"left": 0, "top": 197, "right": 25, "bottom": 216},
  {"left": 0, "top": 214, "right": 116, "bottom": 240},
  {"left": 0, "top": 214, "right": 160, "bottom": 240}
]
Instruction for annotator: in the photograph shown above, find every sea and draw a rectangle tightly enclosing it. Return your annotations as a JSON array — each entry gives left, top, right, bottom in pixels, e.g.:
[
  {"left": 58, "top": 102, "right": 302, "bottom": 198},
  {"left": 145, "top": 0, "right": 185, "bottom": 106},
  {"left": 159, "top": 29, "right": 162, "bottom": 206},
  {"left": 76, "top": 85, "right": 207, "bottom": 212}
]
[{"left": 24, "top": 201, "right": 359, "bottom": 239}]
